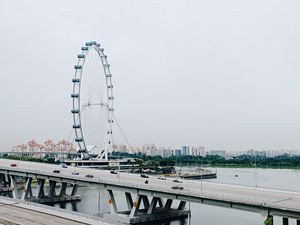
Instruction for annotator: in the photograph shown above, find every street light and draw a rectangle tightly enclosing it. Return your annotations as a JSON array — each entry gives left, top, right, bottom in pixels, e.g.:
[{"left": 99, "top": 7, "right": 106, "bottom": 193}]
[{"left": 186, "top": 188, "right": 191, "bottom": 225}]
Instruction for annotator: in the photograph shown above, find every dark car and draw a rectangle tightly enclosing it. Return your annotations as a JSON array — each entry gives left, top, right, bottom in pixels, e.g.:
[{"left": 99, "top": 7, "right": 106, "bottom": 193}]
[
  {"left": 10, "top": 163, "right": 17, "bottom": 167},
  {"left": 171, "top": 186, "right": 184, "bottom": 190},
  {"left": 62, "top": 164, "right": 68, "bottom": 168},
  {"left": 110, "top": 171, "right": 118, "bottom": 174},
  {"left": 140, "top": 174, "right": 149, "bottom": 178},
  {"left": 145, "top": 180, "right": 149, "bottom": 184},
  {"left": 53, "top": 170, "right": 60, "bottom": 173},
  {"left": 72, "top": 171, "right": 79, "bottom": 175},
  {"left": 85, "top": 174, "right": 94, "bottom": 178},
  {"left": 172, "top": 179, "right": 182, "bottom": 183}
]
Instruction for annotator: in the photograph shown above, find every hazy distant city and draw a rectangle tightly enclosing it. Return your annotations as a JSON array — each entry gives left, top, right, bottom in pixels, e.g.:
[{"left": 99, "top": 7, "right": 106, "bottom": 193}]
[{"left": 11, "top": 139, "right": 300, "bottom": 159}]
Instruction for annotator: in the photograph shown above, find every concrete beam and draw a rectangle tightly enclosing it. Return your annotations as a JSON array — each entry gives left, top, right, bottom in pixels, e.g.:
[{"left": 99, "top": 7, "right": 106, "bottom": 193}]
[
  {"left": 36, "top": 179, "right": 45, "bottom": 198},
  {"left": 130, "top": 195, "right": 142, "bottom": 218},
  {"left": 165, "top": 199, "right": 173, "bottom": 209},
  {"left": 21, "top": 177, "right": 33, "bottom": 200},
  {"left": 125, "top": 192, "right": 133, "bottom": 210},
  {"left": 147, "top": 197, "right": 158, "bottom": 215},
  {"left": 141, "top": 195, "right": 150, "bottom": 210},
  {"left": 48, "top": 180, "right": 57, "bottom": 197},
  {"left": 9, "top": 175, "right": 17, "bottom": 199},
  {"left": 108, "top": 190, "right": 118, "bottom": 215},
  {"left": 178, "top": 201, "right": 186, "bottom": 210}
]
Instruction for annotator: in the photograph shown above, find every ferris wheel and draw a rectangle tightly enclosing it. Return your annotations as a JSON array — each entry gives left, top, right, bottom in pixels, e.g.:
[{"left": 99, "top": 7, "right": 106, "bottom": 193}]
[{"left": 71, "top": 41, "right": 114, "bottom": 160}]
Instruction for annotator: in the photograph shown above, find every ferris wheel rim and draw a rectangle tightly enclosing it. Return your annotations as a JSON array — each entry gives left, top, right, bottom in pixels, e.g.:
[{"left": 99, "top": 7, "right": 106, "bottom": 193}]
[{"left": 71, "top": 41, "right": 114, "bottom": 159}]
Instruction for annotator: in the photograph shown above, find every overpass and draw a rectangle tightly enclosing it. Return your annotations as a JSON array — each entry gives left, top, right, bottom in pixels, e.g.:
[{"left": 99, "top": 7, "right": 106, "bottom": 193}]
[{"left": 0, "top": 158, "right": 299, "bottom": 224}]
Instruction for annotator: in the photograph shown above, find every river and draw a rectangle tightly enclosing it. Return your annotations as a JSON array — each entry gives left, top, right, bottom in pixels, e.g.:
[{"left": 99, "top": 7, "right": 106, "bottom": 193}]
[{"left": 51, "top": 168, "right": 300, "bottom": 225}]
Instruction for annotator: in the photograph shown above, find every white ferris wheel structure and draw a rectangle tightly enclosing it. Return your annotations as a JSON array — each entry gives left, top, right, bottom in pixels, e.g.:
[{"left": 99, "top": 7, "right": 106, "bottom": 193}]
[{"left": 71, "top": 41, "right": 114, "bottom": 160}]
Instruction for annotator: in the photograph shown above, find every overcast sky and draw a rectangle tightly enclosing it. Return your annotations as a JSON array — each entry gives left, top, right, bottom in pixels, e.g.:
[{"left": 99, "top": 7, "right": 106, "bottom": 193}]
[{"left": 1, "top": 0, "right": 300, "bottom": 151}]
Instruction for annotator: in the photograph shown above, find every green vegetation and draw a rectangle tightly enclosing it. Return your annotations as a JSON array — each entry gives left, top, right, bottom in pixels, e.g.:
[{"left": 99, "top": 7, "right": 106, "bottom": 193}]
[
  {"left": 112, "top": 151, "right": 300, "bottom": 169},
  {"left": 0, "top": 154, "right": 60, "bottom": 164}
]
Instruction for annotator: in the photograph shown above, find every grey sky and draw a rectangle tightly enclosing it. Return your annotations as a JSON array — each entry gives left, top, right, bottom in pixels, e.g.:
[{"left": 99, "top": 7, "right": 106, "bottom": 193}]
[{"left": 1, "top": 0, "right": 300, "bottom": 151}]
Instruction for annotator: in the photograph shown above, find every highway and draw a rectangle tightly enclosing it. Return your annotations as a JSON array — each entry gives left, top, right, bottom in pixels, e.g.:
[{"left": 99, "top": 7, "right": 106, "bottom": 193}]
[
  {"left": 0, "top": 197, "right": 115, "bottom": 225},
  {"left": 0, "top": 159, "right": 299, "bottom": 219}
]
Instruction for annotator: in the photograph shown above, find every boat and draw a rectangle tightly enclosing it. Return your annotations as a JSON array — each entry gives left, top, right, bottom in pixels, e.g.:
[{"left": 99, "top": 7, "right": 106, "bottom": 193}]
[{"left": 179, "top": 168, "right": 217, "bottom": 180}]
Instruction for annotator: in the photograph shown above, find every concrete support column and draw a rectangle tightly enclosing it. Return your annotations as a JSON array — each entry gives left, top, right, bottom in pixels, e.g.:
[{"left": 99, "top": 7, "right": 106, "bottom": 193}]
[
  {"left": 147, "top": 197, "right": 158, "bottom": 215},
  {"left": 164, "top": 199, "right": 173, "bottom": 209},
  {"left": 9, "top": 175, "right": 17, "bottom": 199},
  {"left": 283, "top": 217, "right": 289, "bottom": 225},
  {"left": 129, "top": 194, "right": 142, "bottom": 218},
  {"left": 48, "top": 180, "right": 57, "bottom": 197},
  {"left": 36, "top": 179, "right": 45, "bottom": 198},
  {"left": 108, "top": 190, "right": 118, "bottom": 215},
  {"left": 4, "top": 175, "right": 9, "bottom": 184},
  {"left": 59, "top": 183, "right": 68, "bottom": 198},
  {"left": 125, "top": 192, "right": 133, "bottom": 210},
  {"left": 71, "top": 184, "right": 78, "bottom": 196},
  {"left": 158, "top": 197, "right": 164, "bottom": 207},
  {"left": 0, "top": 174, "right": 4, "bottom": 183},
  {"left": 141, "top": 195, "right": 150, "bottom": 210},
  {"left": 21, "top": 177, "right": 33, "bottom": 200},
  {"left": 178, "top": 201, "right": 186, "bottom": 210}
]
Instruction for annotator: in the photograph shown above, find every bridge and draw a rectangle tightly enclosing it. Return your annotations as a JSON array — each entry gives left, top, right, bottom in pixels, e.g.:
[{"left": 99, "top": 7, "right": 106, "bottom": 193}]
[{"left": 0, "top": 158, "right": 299, "bottom": 224}]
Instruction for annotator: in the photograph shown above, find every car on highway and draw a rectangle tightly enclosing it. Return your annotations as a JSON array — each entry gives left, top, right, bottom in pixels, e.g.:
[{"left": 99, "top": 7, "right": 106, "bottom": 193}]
[
  {"left": 10, "top": 163, "right": 17, "bottom": 167},
  {"left": 53, "top": 170, "right": 60, "bottom": 173},
  {"left": 145, "top": 180, "right": 149, "bottom": 184},
  {"left": 110, "top": 170, "right": 118, "bottom": 175},
  {"left": 140, "top": 174, "right": 149, "bottom": 178},
  {"left": 158, "top": 176, "right": 166, "bottom": 180},
  {"left": 172, "top": 179, "right": 182, "bottom": 183},
  {"left": 72, "top": 171, "right": 79, "bottom": 175},
  {"left": 85, "top": 174, "right": 94, "bottom": 178},
  {"left": 171, "top": 186, "right": 184, "bottom": 190},
  {"left": 61, "top": 164, "right": 68, "bottom": 168}
]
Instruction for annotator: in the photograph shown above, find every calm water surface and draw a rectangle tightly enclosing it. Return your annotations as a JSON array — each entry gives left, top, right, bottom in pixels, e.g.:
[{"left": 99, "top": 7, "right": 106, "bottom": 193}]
[{"left": 53, "top": 168, "right": 300, "bottom": 225}]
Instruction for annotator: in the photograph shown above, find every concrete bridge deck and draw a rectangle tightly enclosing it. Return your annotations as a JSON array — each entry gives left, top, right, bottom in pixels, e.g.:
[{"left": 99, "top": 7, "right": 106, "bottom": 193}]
[
  {"left": 0, "top": 197, "right": 115, "bottom": 225},
  {"left": 0, "top": 158, "right": 299, "bottom": 220}
]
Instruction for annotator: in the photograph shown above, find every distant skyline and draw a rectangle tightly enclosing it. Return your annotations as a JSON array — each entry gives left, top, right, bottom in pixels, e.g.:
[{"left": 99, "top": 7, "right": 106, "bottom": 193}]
[{"left": 1, "top": 0, "right": 300, "bottom": 151}]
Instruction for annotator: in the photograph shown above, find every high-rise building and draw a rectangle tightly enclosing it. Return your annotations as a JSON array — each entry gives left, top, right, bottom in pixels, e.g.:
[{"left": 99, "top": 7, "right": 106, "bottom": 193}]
[{"left": 182, "top": 146, "right": 189, "bottom": 156}]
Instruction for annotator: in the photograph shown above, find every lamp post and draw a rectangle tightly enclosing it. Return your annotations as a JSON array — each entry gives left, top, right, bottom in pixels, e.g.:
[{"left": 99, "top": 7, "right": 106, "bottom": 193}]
[{"left": 186, "top": 188, "right": 191, "bottom": 225}]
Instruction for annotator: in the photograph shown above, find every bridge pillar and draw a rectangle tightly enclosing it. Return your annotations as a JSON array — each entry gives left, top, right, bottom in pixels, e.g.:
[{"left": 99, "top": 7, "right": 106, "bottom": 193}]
[
  {"left": 108, "top": 189, "right": 118, "bottom": 215},
  {"left": 147, "top": 197, "right": 158, "bottom": 215},
  {"left": 36, "top": 179, "right": 45, "bottom": 198},
  {"left": 141, "top": 195, "right": 150, "bottom": 210},
  {"left": 21, "top": 177, "right": 33, "bottom": 200},
  {"left": 178, "top": 201, "right": 187, "bottom": 210},
  {"left": 158, "top": 197, "right": 164, "bottom": 207},
  {"left": 48, "top": 180, "right": 57, "bottom": 197},
  {"left": 71, "top": 184, "right": 78, "bottom": 196},
  {"left": 9, "top": 175, "right": 17, "bottom": 198},
  {"left": 283, "top": 217, "right": 289, "bottom": 225},
  {"left": 164, "top": 199, "right": 173, "bottom": 209},
  {"left": 59, "top": 182, "right": 68, "bottom": 198},
  {"left": 129, "top": 194, "right": 142, "bottom": 218},
  {"left": 125, "top": 192, "right": 133, "bottom": 210}
]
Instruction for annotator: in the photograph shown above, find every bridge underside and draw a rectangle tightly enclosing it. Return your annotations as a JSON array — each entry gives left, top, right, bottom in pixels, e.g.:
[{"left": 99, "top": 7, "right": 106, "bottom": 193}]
[
  {"left": 104, "top": 189, "right": 190, "bottom": 224},
  {"left": 0, "top": 174, "right": 80, "bottom": 204}
]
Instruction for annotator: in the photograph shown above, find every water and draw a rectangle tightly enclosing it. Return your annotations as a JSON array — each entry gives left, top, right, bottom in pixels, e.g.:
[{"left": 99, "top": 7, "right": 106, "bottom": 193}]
[{"left": 53, "top": 168, "right": 300, "bottom": 225}]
